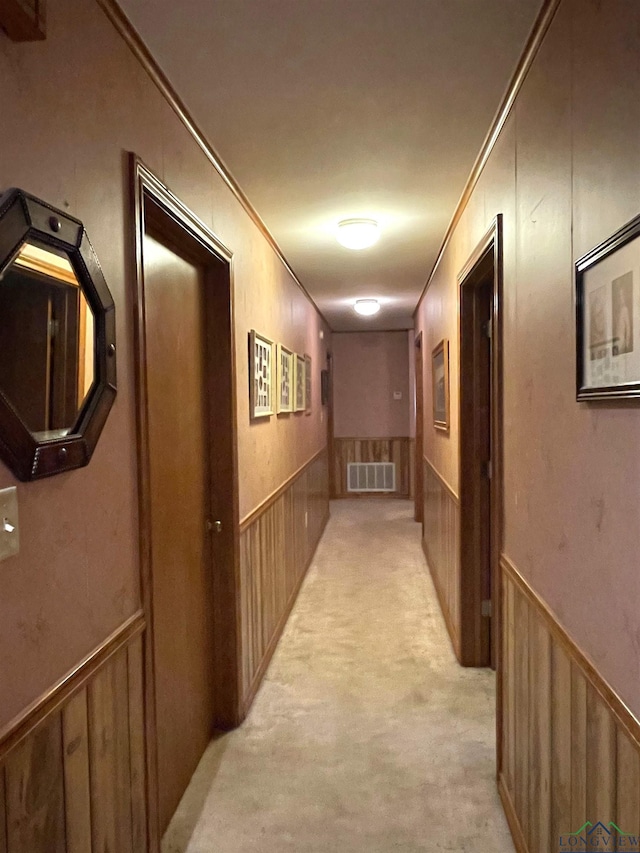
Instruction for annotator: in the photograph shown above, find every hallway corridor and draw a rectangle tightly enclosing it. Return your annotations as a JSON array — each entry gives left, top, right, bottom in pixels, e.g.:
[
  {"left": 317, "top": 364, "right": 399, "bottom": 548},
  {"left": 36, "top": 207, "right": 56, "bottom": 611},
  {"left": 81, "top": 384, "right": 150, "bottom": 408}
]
[{"left": 163, "top": 500, "right": 514, "bottom": 853}]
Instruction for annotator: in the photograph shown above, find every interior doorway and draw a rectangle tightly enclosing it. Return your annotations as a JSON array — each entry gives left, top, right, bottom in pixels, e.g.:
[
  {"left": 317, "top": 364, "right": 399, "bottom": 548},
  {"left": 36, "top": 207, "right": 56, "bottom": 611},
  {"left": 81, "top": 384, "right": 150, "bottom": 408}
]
[
  {"left": 131, "top": 157, "right": 240, "bottom": 848},
  {"left": 457, "top": 215, "right": 502, "bottom": 670},
  {"left": 326, "top": 350, "right": 335, "bottom": 498},
  {"left": 414, "top": 332, "right": 424, "bottom": 524}
]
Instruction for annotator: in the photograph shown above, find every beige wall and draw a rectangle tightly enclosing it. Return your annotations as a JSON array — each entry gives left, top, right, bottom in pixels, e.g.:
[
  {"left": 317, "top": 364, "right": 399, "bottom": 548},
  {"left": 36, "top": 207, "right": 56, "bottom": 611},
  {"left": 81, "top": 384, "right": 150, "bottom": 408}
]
[
  {"left": 333, "top": 331, "right": 410, "bottom": 437},
  {"left": 415, "top": 0, "right": 640, "bottom": 714},
  {"left": 0, "top": 0, "right": 328, "bottom": 731}
]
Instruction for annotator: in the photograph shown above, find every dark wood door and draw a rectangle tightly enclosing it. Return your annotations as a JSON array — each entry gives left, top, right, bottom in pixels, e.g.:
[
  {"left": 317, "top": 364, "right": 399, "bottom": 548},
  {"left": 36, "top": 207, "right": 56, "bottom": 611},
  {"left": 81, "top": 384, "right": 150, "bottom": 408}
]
[
  {"left": 143, "top": 231, "right": 216, "bottom": 835},
  {"left": 473, "top": 280, "right": 492, "bottom": 666},
  {"left": 0, "top": 276, "right": 81, "bottom": 433},
  {"left": 414, "top": 333, "right": 424, "bottom": 524},
  {"left": 460, "top": 257, "right": 494, "bottom": 667}
]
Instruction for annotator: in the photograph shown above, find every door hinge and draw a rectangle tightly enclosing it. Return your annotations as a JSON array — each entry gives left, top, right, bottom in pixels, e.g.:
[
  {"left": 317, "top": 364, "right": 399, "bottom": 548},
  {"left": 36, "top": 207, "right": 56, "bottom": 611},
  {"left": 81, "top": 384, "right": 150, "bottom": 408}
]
[
  {"left": 483, "top": 319, "right": 492, "bottom": 340},
  {"left": 483, "top": 460, "right": 492, "bottom": 480},
  {"left": 482, "top": 600, "right": 492, "bottom": 618}
]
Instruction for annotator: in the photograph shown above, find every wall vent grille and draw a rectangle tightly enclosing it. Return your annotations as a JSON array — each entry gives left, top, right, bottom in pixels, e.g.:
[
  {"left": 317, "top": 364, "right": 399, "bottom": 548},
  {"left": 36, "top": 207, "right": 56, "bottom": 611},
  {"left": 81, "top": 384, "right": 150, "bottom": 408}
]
[{"left": 347, "top": 462, "right": 396, "bottom": 493}]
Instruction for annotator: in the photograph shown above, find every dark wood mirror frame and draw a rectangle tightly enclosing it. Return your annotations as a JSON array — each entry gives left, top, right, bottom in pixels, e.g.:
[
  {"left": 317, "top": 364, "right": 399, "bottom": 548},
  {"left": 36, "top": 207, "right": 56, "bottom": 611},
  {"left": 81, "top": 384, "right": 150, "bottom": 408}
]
[{"left": 0, "top": 188, "right": 117, "bottom": 480}]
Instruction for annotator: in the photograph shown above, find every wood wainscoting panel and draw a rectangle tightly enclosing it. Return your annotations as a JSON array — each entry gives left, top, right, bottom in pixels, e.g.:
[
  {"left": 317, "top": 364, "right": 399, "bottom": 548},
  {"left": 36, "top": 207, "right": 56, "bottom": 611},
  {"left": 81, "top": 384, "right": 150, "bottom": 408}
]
[
  {"left": 500, "top": 555, "right": 640, "bottom": 853},
  {"left": 62, "top": 692, "right": 92, "bottom": 853},
  {"left": 332, "top": 438, "right": 411, "bottom": 498},
  {"left": 239, "top": 449, "right": 329, "bottom": 714},
  {"left": 0, "top": 627, "right": 147, "bottom": 853},
  {"left": 409, "top": 439, "right": 415, "bottom": 500},
  {"left": 127, "top": 638, "right": 147, "bottom": 853},
  {"left": 422, "top": 457, "right": 461, "bottom": 659},
  {"left": 5, "top": 714, "right": 66, "bottom": 852},
  {"left": 88, "top": 649, "right": 134, "bottom": 853}
]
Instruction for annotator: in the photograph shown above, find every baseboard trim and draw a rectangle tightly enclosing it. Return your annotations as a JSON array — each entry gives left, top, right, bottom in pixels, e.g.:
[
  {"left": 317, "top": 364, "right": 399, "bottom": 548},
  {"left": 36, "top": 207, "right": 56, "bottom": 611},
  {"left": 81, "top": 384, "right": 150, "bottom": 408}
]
[
  {"left": 239, "top": 509, "right": 330, "bottom": 719},
  {"left": 0, "top": 609, "right": 145, "bottom": 762},
  {"left": 501, "top": 554, "right": 640, "bottom": 750},
  {"left": 498, "top": 773, "right": 528, "bottom": 853},
  {"left": 422, "top": 537, "right": 461, "bottom": 661}
]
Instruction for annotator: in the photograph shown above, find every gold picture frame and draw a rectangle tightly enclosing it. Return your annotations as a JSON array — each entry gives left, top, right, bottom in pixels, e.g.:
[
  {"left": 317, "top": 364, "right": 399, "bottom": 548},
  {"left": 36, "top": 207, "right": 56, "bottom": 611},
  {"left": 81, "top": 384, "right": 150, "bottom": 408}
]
[
  {"left": 432, "top": 339, "right": 450, "bottom": 431},
  {"left": 294, "top": 352, "right": 306, "bottom": 412},
  {"left": 249, "top": 330, "right": 274, "bottom": 418},
  {"left": 304, "top": 353, "right": 312, "bottom": 414},
  {"left": 276, "top": 343, "right": 293, "bottom": 414}
]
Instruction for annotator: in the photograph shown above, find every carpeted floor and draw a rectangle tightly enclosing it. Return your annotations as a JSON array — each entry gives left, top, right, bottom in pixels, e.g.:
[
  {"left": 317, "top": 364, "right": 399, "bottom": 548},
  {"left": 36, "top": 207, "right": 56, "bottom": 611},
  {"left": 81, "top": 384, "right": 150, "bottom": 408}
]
[{"left": 162, "top": 499, "right": 515, "bottom": 852}]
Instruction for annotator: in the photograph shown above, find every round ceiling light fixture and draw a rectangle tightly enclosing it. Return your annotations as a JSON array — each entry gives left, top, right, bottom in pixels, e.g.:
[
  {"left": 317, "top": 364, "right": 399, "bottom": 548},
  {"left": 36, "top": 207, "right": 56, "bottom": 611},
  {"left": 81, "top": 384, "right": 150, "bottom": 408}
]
[
  {"left": 336, "top": 218, "right": 379, "bottom": 250},
  {"left": 354, "top": 298, "right": 381, "bottom": 317}
]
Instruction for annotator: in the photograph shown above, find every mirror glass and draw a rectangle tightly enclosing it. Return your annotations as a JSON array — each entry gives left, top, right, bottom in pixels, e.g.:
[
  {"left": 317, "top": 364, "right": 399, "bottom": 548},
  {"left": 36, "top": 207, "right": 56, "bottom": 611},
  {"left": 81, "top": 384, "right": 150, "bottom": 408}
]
[{"left": 0, "top": 240, "right": 95, "bottom": 440}]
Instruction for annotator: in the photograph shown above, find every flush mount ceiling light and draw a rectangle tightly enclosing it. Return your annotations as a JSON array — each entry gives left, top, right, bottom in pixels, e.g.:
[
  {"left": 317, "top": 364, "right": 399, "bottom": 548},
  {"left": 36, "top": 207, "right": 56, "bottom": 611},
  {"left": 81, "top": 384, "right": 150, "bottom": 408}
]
[
  {"left": 354, "top": 299, "right": 380, "bottom": 317},
  {"left": 336, "top": 218, "right": 379, "bottom": 250}
]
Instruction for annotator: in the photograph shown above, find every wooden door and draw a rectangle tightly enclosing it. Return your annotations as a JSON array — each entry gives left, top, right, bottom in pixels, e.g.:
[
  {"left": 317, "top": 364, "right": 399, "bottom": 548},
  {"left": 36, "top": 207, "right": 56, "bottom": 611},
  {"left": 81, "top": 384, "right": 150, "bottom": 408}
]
[
  {"left": 0, "top": 275, "right": 83, "bottom": 433},
  {"left": 460, "top": 255, "right": 493, "bottom": 667},
  {"left": 458, "top": 218, "right": 503, "bottom": 670},
  {"left": 327, "top": 352, "right": 335, "bottom": 497},
  {"left": 49, "top": 284, "right": 81, "bottom": 431},
  {"left": 0, "top": 278, "right": 50, "bottom": 430},
  {"left": 414, "top": 333, "right": 424, "bottom": 523},
  {"left": 471, "top": 278, "right": 492, "bottom": 662},
  {"left": 143, "top": 230, "right": 216, "bottom": 836}
]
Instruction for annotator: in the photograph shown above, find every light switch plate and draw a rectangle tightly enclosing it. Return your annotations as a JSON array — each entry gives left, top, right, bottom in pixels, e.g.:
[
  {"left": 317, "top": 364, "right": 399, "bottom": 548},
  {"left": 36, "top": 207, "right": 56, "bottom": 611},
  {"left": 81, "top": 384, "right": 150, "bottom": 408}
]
[
  {"left": 393, "top": 390, "right": 403, "bottom": 400},
  {"left": 0, "top": 486, "right": 19, "bottom": 561}
]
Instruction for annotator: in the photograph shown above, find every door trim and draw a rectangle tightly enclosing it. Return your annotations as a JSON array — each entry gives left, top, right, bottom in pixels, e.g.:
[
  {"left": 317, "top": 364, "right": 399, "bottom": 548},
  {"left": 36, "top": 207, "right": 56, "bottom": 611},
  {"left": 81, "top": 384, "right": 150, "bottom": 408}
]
[
  {"left": 130, "top": 155, "right": 241, "bottom": 852},
  {"left": 414, "top": 332, "right": 424, "bottom": 523},
  {"left": 327, "top": 351, "right": 336, "bottom": 498},
  {"left": 456, "top": 215, "right": 503, "bottom": 665}
]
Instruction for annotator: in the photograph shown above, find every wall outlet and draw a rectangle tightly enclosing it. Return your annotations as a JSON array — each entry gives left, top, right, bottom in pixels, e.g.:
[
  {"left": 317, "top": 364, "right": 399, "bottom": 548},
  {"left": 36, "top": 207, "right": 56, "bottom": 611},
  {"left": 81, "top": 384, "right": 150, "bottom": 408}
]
[{"left": 0, "top": 486, "right": 19, "bottom": 561}]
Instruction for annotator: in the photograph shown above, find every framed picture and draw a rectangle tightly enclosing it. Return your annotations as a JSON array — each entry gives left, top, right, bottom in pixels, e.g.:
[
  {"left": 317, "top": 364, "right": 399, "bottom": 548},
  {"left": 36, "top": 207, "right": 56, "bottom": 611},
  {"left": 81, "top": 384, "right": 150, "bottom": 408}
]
[
  {"left": 276, "top": 343, "right": 293, "bottom": 414},
  {"left": 294, "top": 353, "right": 306, "bottom": 412},
  {"left": 576, "top": 213, "right": 640, "bottom": 400},
  {"left": 321, "top": 369, "right": 330, "bottom": 406},
  {"left": 249, "top": 330, "right": 274, "bottom": 418},
  {"left": 432, "top": 339, "right": 450, "bottom": 431},
  {"left": 304, "top": 353, "right": 312, "bottom": 414}
]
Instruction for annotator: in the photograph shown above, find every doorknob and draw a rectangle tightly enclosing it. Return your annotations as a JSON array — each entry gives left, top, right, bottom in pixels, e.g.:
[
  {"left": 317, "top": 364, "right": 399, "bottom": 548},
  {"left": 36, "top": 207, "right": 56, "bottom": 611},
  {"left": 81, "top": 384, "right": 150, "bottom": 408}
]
[{"left": 206, "top": 520, "right": 222, "bottom": 534}]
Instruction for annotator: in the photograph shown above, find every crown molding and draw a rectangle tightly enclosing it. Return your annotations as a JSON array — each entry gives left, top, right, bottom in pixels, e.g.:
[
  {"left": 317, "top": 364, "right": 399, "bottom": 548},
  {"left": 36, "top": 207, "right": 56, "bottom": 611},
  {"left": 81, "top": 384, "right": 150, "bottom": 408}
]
[
  {"left": 97, "top": 0, "right": 330, "bottom": 329},
  {"left": 413, "top": 0, "right": 561, "bottom": 318}
]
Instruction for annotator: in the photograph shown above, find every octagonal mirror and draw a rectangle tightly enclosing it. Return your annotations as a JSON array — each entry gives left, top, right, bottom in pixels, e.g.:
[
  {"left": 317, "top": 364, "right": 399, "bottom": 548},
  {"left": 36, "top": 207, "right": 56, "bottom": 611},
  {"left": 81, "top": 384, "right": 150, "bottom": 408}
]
[{"left": 0, "top": 189, "right": 116, "bottom": 480}]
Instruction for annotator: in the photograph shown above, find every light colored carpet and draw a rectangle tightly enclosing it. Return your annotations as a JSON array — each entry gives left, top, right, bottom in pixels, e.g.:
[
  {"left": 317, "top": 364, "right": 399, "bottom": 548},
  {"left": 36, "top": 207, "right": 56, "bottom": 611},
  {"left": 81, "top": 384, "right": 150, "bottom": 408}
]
[{"left": 162, "top": 499, "right": 515, "bottom": 853}]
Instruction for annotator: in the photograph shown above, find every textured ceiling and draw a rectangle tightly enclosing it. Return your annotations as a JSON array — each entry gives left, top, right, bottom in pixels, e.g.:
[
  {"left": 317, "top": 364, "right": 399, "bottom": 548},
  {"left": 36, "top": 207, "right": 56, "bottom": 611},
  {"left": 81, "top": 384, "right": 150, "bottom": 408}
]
[{"left": 118, "top": 0, "right": 541, "bottom": 330}]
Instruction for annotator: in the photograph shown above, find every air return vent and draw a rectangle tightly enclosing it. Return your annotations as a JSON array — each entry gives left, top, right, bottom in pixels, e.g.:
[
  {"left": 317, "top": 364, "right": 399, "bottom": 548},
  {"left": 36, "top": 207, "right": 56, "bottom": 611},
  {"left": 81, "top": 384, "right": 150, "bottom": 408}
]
[{"left": 347, "top": 462, "right": 396, "bottom": 493}]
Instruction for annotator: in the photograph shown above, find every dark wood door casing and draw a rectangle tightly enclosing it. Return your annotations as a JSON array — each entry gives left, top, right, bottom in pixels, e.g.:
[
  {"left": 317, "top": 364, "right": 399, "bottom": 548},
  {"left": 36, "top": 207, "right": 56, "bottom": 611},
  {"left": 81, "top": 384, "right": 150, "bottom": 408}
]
[
  {"left": 131, "top": 156, "right": 240, "bottom": 852},
  {"left": 457, "top": 216, "right": 503, "bottom": 673},
  {"left": 414, "top": 332, "right": 424, "bottom": 523},
  {"left": 460, "top": 270, "right": 492, "bottom": 666},
  {"left": 327, "top": 351, "right": 336, "bottom": 498}
]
